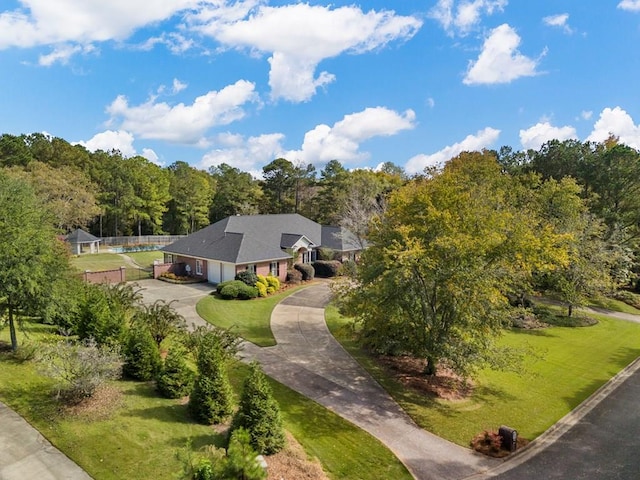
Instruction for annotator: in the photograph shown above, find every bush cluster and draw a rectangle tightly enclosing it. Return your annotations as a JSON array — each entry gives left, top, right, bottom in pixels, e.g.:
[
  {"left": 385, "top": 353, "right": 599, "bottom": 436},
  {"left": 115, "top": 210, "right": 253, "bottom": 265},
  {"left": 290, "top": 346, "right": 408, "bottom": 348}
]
[
  {"left": 235, "top": 270, "right": 258, "bottom": 287},
  {"left": 217, "top": 280, "right": 259, "bottom": 300},
  {"left": 294, "top": 263, "right": 315, "bottom": 281},
  {"left": 337, "top": 259, "right": 357, "bottom": 277},
  {"left": 312, "top": 260, "right": 341, "bottom": 278},
  {"left": 286, "top": 269, "right": 303, "bottom": 284},
  {"left": 254, "top": 274, "right": 281, "bottom": 297}
]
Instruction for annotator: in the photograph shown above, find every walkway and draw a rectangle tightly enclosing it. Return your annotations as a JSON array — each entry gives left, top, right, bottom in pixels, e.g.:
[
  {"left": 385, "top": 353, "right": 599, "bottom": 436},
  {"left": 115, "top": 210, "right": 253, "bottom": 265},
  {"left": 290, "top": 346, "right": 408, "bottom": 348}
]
[
  {"left": 0, "top": 402, "right": 91, "bottom": 480},
  {"left": 239, "top": 283, "right": 499, "bottom": 480}
]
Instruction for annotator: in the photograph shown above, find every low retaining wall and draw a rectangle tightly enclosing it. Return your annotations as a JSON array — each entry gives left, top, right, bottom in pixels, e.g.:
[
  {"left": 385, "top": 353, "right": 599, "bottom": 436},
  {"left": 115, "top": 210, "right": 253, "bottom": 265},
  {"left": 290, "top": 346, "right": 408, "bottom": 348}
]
[{"left": 83, "top": 267, "right": 126, "bottom": 284}]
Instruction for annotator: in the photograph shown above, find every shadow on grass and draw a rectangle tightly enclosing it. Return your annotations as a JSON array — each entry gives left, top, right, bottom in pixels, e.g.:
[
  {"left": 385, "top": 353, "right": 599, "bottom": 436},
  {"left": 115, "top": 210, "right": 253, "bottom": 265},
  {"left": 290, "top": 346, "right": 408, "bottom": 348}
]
[
  {"left": 124, "top": 403, "right": 195, "bottom": 425},
  {"left": 170, "top": 433, "right": 226, "bottom": 450}
]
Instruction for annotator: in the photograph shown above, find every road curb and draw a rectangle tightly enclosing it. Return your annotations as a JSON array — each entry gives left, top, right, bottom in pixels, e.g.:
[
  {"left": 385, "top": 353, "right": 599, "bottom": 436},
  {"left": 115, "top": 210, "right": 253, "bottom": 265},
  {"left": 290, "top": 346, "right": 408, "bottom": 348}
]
[{"left": 464, "top": 355, "right": 640, "bottom": 479}]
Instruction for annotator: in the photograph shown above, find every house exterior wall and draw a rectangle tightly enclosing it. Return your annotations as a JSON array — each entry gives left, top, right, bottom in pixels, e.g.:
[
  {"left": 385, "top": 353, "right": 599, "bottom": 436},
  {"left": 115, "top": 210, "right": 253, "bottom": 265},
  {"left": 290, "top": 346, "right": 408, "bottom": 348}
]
[
  {"left": 173, "top": 255, "right": 207, "bottom": 280},
  {"left": 236, "top": 259, "right": 288, "bottom": 282}
]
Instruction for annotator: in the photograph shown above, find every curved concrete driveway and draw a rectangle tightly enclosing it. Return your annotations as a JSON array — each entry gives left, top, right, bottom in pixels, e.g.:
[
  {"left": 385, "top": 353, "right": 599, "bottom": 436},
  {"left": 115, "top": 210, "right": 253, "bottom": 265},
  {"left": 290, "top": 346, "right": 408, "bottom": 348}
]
[{"left": 240, "top": 283, "right": 498, "bottom": 480}]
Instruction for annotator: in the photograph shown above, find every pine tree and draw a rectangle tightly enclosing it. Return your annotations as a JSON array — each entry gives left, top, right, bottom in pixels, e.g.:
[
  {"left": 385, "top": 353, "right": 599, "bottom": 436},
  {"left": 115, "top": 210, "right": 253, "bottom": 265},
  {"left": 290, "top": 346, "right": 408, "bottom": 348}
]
[
  {"left": 231, "top": 362, "right": 285, "bottom": 455},
  {"left": 156, "top": 346, "right": 195, "bottom": 398},
  {"left": 188, "top": 338, "right": 233, "bottom": 424},
  {"left": 123, "top": 326, "right": 162, "bottom": 381}
]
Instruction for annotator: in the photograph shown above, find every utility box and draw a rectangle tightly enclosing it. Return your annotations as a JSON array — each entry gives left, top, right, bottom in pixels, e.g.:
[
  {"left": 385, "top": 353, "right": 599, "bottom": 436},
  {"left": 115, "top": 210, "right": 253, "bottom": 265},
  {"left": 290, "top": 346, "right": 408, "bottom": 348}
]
[{"left": 499, "top": 425, "right": 518, "bottom": 452}]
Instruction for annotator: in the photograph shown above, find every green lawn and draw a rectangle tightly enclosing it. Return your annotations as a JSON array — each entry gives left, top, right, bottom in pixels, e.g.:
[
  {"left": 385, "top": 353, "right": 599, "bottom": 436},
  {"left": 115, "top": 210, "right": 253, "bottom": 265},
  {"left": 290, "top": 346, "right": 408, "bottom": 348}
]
[
  {"left": 325, "top": 305, "right": 640, "bottom": 446},
  {"left": 70, "top": 253, "right": 128, "bottom": 272},
  {"left": 126, "top": 251, "right": 164, "bottom": 268},
  {"left": 196, "top": 285, "right": 307, "bottom": 346},
  {"left": 0, "top": 323, "right": 410, "bottom": 480},
  {"left": 588, "top": 296, "right": 640, "bottom": 315}
]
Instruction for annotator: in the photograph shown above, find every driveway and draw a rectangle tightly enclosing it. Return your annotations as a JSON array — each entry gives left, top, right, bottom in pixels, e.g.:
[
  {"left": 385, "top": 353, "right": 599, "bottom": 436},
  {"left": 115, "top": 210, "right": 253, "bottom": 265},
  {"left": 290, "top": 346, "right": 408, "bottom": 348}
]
[
  {"left": 240, "top": 283, "right": 499, "bottom": 480},
  {"left": 0, "top": 402, "right": 91, "bottom": 480}
]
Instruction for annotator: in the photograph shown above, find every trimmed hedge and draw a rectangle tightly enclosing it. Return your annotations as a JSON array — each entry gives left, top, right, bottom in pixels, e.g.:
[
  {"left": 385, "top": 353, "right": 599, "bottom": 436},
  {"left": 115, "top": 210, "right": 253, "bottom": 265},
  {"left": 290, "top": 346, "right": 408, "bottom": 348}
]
[
  {"left": 294, "top": 263, "right": 315, "bottom": 281},
  {"left": 218, "top": 280, "right": 259, "bottom": 300},
  {"left": 286, "top": 269, "right": 303, "bottom": 284},
  {"left": 312, "top": 260, "right": 341, "bottom": 278}
]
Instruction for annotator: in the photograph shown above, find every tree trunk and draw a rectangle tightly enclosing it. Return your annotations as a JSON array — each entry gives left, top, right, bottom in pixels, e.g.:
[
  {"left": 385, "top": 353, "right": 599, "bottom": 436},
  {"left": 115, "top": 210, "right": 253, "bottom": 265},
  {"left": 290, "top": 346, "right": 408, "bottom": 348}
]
[
  {"left": 567, "top": 303, "right": 574, "bottom": 317},
  {"left": 8, "top": 301, "right": 18, "bottom": 353},
  {"left": 424, "top": 356, "right": 437, "bottom": 376}
]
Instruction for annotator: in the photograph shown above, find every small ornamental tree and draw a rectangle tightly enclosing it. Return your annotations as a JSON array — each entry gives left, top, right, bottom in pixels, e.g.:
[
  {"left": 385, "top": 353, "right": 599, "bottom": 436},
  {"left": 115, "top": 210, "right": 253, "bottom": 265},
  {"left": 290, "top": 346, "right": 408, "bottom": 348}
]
[
  {"left": 189, "top": 335, "right": 234, "bottom": 424},
  {"left": 133, "top": 300, "right": 186, "bottom": 348},
  {"left": 37, "top": 338, "right": 123, "bottom": 404},
  {"left": 123, "top": 326, "right": 162, "bottom": 381},
  {"left": 156, "top": 346, "right": 195, "bottom": 398},
  {"left": 230, "top": 362, "right": 285, "bottom": 455}
]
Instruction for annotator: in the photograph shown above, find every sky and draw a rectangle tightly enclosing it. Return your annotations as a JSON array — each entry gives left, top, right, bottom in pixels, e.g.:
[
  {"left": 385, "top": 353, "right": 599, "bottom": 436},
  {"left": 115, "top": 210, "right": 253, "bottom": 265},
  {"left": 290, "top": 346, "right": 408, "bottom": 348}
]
[{"left": 2, "top": 1, "right": 640, "bottom": 176}]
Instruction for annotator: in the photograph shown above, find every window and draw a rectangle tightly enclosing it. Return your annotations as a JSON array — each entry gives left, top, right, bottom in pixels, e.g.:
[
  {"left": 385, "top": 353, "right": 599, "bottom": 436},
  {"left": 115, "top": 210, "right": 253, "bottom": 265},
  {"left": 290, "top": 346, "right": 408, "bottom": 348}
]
[
  {"left": 270, "top": 261, "right": 280, "bottom": 277},
  {"left": 165, "top": 254, "right": 173, "bottom": 263},
  {"left": 195, "top": 259, "right": 202, "bottom": 275},
  {"left": 246, "top": 264, "right": 256, "bottom": 274}
]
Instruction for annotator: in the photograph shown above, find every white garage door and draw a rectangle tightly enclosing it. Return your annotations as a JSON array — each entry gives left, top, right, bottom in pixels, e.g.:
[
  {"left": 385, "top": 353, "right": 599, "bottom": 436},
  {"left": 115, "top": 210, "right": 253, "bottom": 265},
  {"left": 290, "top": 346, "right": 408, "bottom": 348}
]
[{"left": 207, "top": 261, "right": 221, "bottom": 283}]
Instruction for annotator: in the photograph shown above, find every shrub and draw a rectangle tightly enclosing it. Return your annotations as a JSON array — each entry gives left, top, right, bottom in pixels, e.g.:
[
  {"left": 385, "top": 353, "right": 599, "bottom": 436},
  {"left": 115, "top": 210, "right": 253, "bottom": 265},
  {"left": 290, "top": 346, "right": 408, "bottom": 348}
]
[
  {"left": 316, "top": 247, "right": 337, "bottom": 261},
  {"left": 255, "top": 282, "right": 267, "bottom": 298},
  {"left": 265, "top": 275, "right": 280, "bottom": 291},
  {"left": 189, "top": 337, "right": 233, "bottom": 424},
  {"left": 294, "top": 263, "right": 315, "bottom": 281},
  {"left": 230, "top": 362, "right": 285, "bottom": 455},
  {"left": 219, "top": 280, "right": 259, "bottom": 300},
  {"left": 156, "top": 346, "right": 195, "bottom": 398},
  {"left": 235, "top": 270, "right": 259, "bottom": 287},
  {"left": 223, "top": 428, "right": 267, "bottom": 480},
  {"left": 37, "top": 338, "right": 123, "bottom": 404},
  {"left": 133, "top": 300, "right": 186, "bottom": 348},
  {"left": 312, "top": 260, "right": 341, "bottom": 278},
  {"left": 471, "top": 430, "right": 503, "bottom": 456},
  {"left": 256, "top": 274, "right": 268, "bottom": 287},
  {"left": 266, "top": 286, "right": 276, "bottom": 295},
  {"left": 286, "top": 269, "right": 303, "bottom": 284},
  {"left": 123, "top": 326, "right": 162, "bottom": 381},
  {"left": 338, "top": 259, "right": 357, "bottom": 277},
  {"left": 613, "top": 290, "right": 640, "bottom": 310}
]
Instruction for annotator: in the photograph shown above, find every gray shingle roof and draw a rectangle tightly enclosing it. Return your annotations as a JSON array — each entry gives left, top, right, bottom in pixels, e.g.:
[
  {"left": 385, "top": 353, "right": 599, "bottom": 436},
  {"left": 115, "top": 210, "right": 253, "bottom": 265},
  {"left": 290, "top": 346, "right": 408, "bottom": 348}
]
[
  {"left": 162, "top": 214, "right": 323, "bottom": 264},
  {"left": 321, "top": 225, "right": 363, "bottom": 252},
  {"left": 65, "top": 228, "right": 101, "bottom": 244}
]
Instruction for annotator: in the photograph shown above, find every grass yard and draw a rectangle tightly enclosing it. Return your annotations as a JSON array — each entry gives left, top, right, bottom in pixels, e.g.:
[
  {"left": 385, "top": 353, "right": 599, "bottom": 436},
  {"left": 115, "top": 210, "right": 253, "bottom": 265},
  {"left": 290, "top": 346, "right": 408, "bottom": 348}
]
[
  {"left": 325, "top": 306, "right": 640, "bottom": 447},
  {"left": 70, "top": 252, "right": 128, "bottom": 272},
  {"left": 0, "top": 322, "right": 410, "bottom": 480},
  {"left": 126, "top": 251, "right": 164, "bottom": 268},
  {"left": 588, "top": 296, "right": 640, "bottom": 315},
  {"left": 196, "top": 285, "right": 308, "bottom": 346}
]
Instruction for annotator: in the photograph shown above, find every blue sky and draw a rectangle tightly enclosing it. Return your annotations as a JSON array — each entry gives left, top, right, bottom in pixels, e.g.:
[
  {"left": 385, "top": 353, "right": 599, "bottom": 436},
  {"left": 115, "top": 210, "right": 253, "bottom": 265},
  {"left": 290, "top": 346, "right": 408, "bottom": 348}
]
[{"left": 1, "top": 1, "right": 640, "bottom": 175}]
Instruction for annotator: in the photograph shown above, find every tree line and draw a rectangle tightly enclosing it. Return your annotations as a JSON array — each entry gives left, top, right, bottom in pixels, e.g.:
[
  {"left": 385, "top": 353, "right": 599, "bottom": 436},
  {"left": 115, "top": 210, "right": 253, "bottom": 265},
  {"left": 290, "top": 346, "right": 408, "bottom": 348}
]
[{"left": 0, "top": 132, "right": 404, "bottom": 237}]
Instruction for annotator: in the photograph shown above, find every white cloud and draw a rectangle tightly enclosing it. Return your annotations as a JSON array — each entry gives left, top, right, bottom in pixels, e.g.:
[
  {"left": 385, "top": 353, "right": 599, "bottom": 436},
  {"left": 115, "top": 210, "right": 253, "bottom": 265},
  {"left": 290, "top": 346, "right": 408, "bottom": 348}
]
[
  {"left": 581, "top": 110, "right": 593, "bottom": 120},
  {"left": 618, "top": 0, "right": 640, "bottom": 12},
  {"left": 38, "top": 43, "right": 95, "bottom": 66},
  {"left": 284, "top": 107, "right": 416, "bottom": 165},
  {"left": 519, "top": 121, "right": 577, "bottom": 150},
  {"left": 0, "top": 0, "right": 200, "bottom": 50},
  {"left": 172, "top": 79, "right": 187, "bottom": 94},
  {"left": 106, "top": 80, "right": 259, "bottom": 144},
  {"left": 141, "top": 148, "right": 160, "bottom": 165},
  {"left": 405, "top": 127, "right": 500, "bottom": 174},
  {"left": 587, "top": 107, "right": 640, "bottom": 148},
  {"left": 198, "top": 106, "right": 416, "bottom": 173},
  {"left": 429, "top": 0, "right": 507, "bottom": 36},
  {"left": 543, "top": 13, "right": 573, "bottom": 34},
  {"left": 464, "top": 24, "right": 543, "bottom": 85},
  {"left": 77, "top": 129, "right": 136, "bottom": 156},
  {"left": 200, "top": 133, "right": 286, "bottom": 174},
  {"left": 193, "top": 3, "right": 422, "bottom": 102}
]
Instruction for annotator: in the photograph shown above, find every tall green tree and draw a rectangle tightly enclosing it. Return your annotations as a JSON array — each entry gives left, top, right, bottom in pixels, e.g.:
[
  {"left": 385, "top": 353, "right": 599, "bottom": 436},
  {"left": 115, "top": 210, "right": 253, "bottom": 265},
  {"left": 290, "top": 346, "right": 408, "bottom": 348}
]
[
  {"left": 0, "top": 173, "right": 70, "bottom": 351},
  {"left": 209, "top": 163, "right": 262, "bottom": 222},
  {"left": 6, "top": 162, "right": 101, "bottom": 232},
  {"left": 260, "top": 157, "right": 298, "bottom": 214},
  {"left": 339, "top": 152, "right": 567, "bottom": 377},
  {"left": 165, "top": 161, "right": 215, "bottom": 234}
]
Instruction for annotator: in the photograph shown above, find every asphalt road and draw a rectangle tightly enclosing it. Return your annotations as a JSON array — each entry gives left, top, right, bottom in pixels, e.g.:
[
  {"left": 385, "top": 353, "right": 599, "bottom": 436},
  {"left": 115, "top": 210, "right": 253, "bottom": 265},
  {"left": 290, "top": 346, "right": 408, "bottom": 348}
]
[{"left": 491, "top": 366, "right": 640, "bottom": 480}]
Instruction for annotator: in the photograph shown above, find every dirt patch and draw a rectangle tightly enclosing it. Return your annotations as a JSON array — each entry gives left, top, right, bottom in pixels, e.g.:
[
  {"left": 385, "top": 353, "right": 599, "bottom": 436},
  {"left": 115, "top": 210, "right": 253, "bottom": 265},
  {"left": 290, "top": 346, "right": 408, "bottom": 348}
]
[
  {"left": 266, "top": 431, "right": 328, "bottom": 480},
  {"left": 379, "top": 355, "right": 474, "bottom": 400},
  {"left": 62, "top": 384, "right": 123, "bottom": 421}
]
